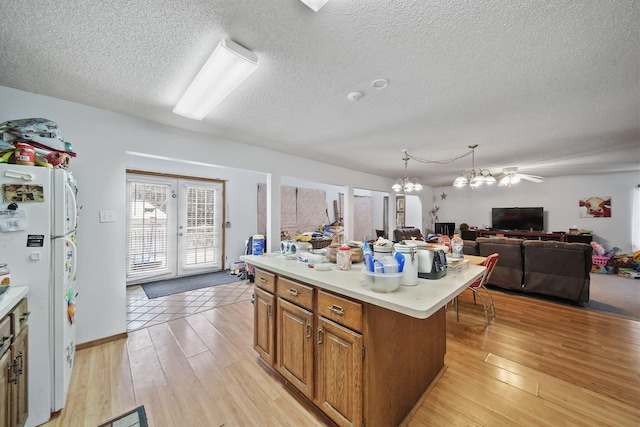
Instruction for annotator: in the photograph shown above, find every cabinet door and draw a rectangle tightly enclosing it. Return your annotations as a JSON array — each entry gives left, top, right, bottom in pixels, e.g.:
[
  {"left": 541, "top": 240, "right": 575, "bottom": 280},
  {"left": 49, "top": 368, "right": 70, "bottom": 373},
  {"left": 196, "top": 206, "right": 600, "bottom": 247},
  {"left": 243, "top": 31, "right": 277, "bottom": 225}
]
[
  {"left": 253, "top": 287, "right": 275, "bottom": 365},
  {"left": 276, "top": 298, "right": 314, "bottom": 399},
  {"left": 0, "top": 351, "right": 10, "bottom": 427},
  {"left": 316, "top": 317, "right": 363, "bottom": 427},
  {"left": 10, "top": 327, "right": 28, "bottom": 427}
]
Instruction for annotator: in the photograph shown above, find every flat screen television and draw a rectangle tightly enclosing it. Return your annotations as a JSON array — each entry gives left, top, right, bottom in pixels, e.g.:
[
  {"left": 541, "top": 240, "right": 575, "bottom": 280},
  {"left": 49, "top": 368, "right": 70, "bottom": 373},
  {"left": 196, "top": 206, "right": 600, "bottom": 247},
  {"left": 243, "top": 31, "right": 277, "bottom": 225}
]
[{"left": 491, "top": 207, "right": 544, "bottom": 232}]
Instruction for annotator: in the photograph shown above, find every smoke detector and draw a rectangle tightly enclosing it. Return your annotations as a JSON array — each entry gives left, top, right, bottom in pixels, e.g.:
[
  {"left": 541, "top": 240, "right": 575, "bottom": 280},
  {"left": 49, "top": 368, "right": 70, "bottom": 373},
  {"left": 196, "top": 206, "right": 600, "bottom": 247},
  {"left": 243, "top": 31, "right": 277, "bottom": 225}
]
[{"left": 348, "top": 91, "right": 364, "bottom": 101}]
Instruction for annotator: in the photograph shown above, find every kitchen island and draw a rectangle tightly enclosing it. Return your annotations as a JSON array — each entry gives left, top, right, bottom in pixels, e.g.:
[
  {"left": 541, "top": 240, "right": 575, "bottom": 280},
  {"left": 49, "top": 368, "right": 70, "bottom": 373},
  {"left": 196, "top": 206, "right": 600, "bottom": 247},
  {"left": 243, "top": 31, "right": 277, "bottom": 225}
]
[{"left": 242, "top": 254, "right": 485, "bottom": 427}]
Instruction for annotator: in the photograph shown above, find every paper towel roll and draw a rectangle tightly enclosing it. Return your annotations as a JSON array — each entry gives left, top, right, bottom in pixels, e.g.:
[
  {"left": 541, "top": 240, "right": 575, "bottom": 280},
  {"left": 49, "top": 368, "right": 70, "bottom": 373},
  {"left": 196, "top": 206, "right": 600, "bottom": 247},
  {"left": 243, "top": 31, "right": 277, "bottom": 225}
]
[
  {"left": 290, "top": 242, "right": 312, "bottom": 254},
  {"left": 280, "top": 240, "right": 293, "bottom": 252}
]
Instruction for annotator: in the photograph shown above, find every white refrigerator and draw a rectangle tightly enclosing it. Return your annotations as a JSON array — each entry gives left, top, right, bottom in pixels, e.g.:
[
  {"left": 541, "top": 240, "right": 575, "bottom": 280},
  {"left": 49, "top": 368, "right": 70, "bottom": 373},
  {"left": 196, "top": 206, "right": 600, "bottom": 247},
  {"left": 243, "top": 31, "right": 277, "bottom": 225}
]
[{"left": 0, "top": 164, "right": 78, "bottom": 426}]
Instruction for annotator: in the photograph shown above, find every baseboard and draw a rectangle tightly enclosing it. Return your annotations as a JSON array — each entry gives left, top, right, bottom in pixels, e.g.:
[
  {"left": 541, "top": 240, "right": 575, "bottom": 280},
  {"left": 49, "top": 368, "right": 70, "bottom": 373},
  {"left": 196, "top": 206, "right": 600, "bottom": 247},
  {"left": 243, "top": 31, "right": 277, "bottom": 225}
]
[{"left": 76, "top": 332, "right": 128, "bottom": 351}]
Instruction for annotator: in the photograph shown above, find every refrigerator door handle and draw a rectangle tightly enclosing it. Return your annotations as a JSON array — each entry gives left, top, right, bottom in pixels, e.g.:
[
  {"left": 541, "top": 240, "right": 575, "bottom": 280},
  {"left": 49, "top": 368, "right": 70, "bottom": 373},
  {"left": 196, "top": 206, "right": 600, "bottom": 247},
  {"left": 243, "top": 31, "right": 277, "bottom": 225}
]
[
  {"left": 67, "top": 237, "right": 77, "bottom": 283},
  {"left": 65, "top": 181, "right": 78, "bottom": 233}
]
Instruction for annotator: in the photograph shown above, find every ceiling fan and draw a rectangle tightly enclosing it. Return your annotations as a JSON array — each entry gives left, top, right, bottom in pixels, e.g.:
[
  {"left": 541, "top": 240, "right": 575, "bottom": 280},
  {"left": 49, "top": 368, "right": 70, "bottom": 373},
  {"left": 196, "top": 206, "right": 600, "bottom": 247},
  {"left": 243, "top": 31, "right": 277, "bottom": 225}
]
[{"left": 497, "top": 167, "right": 545, "bottom": 186}]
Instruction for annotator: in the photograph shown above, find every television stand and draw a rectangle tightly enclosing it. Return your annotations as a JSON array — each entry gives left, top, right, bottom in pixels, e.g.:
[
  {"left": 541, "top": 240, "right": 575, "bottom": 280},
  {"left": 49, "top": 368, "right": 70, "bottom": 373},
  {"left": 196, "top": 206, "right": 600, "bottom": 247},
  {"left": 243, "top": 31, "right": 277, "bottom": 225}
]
[{"left": 476, "top": 230, "right": 565, "bottom": 241}]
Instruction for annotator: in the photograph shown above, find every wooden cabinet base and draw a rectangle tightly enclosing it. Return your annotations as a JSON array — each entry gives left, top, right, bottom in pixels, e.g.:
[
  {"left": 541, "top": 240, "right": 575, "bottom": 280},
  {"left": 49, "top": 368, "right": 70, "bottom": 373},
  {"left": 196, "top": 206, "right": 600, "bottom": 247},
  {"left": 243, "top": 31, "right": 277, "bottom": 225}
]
[
  {"left": 362, "top": 305, "right": 445, "bottom": 426},
  {"left": 254, "top": 267, "right": 447, "bottom": 427}
]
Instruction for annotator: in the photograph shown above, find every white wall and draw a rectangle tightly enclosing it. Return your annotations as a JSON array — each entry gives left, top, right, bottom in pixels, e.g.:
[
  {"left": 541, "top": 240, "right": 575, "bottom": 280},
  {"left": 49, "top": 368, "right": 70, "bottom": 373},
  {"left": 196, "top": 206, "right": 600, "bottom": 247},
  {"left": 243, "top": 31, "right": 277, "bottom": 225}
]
[
  {"left": 425, "top": 172, "right": 639, "bottom": 253},
  {"left": 0, "top": 85, "right": 395, "bottom": 344},
  {"left": 2, "top": 85, "right": 637, "bottom": 345}
]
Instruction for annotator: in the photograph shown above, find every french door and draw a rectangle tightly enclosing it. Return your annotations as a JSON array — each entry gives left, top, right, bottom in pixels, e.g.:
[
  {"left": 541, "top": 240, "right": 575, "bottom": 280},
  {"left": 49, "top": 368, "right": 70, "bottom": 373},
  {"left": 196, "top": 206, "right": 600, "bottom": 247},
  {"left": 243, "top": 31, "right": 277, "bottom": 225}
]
[{"left": 126, "top": 172, "right": 225, "bottom": 284}]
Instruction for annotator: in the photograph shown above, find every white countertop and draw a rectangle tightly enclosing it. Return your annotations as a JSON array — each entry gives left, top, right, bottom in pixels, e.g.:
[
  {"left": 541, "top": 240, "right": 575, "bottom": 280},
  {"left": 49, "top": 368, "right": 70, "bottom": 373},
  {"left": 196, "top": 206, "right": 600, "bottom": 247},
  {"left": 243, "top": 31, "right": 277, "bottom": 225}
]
[
  {"left": 0, "top": 286, "right": 29, "bottom": 319},
  {"left": 241, "top": 254, "right": 486, "bottom": 319}
]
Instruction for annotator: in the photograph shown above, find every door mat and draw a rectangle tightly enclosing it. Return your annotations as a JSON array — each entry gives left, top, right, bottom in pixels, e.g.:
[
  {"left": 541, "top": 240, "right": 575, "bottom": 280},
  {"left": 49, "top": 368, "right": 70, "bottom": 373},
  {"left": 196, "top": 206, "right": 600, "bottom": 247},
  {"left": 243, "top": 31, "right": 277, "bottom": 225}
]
[
  {"left": 98, "top": 405, "right": 148, "bottom": 427},
  {"left": 142, "top": 271, "right": 241, "bottom": 299}
]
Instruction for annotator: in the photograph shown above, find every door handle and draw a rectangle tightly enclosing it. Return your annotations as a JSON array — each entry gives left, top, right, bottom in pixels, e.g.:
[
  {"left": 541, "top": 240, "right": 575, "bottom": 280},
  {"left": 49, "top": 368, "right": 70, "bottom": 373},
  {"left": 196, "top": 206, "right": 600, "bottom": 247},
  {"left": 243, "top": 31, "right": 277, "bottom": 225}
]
[
  {"left": 178, "top": 232, "right": 183, "bottom": 236},
  {"left": 328, "top": 304, "right": 344, "bottom": 316}
]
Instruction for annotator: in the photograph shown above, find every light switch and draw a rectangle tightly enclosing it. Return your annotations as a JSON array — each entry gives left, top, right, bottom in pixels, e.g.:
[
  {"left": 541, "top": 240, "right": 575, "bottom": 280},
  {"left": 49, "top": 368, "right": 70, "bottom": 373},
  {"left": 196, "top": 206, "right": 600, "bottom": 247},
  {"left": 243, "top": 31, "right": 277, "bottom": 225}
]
[
  {"left": 30, "top": 252, "right": 41, "bottom": 261},
  {"left": 99, "top": 210, "right": 116, "bottom": 223}
]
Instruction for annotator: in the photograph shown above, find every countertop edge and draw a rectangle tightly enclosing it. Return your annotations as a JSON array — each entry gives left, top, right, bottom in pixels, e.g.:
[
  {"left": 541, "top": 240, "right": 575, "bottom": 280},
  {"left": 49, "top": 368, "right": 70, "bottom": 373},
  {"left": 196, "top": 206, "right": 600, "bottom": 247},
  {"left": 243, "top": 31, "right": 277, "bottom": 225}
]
[
  {"left": 242, "top": 255, "right": 485, "bottom": 319},
  {"left": 0, "top": 286, "right": 29, "bottom": 319}
]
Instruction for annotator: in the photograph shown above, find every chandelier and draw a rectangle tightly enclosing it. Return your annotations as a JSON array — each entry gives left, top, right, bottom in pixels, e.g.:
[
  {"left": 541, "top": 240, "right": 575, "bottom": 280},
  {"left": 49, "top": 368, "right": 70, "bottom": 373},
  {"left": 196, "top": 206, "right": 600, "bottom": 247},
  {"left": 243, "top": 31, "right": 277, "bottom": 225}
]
[
  {"left": 392, "top": 150, "right": 423, "bottom": 193},
  {"left": 452, "top": 144, "right": 496, "bottom": 188}
]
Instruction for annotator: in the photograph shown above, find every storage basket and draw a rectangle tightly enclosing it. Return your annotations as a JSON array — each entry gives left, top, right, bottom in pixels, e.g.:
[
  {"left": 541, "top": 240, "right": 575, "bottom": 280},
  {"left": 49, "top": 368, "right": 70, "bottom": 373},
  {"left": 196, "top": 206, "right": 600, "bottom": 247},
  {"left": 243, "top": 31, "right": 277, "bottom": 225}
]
[
  {"left": 310, "top": 238, "right": 333, "bottom": 249},
  {"left": 591, "top": 255, "right": 610, "bottom": 273}
]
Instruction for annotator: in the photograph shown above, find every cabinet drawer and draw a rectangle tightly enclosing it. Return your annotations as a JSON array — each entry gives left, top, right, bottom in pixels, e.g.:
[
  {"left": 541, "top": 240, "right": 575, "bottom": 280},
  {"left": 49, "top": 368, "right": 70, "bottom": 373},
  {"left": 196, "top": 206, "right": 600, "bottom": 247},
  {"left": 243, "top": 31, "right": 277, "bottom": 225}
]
[
  {"left": 255, "top": 269, "right": 276, "bottom": 293},
  {"left": 317, "top": 290, "right": 362, "bottom": 333},
  {"left": 277, "top": 277, "right": 313, "bottom": 311},
  {"left": 0, "top": 316, "right": 11, "bottom": 355},
  {"left": 11, "top": 299, "right": 29, "bottom": 337}
]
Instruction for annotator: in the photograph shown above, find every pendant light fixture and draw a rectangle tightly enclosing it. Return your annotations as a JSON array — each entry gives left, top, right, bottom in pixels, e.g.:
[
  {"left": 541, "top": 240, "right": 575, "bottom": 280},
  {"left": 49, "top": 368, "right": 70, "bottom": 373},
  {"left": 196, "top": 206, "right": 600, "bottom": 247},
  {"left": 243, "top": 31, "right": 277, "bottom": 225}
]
[
  {"left": 392, "top": 150, "right": 423, "bottom": 193},
  {"left": 452, "top": 144, "right": 496, "bottom": 188}
]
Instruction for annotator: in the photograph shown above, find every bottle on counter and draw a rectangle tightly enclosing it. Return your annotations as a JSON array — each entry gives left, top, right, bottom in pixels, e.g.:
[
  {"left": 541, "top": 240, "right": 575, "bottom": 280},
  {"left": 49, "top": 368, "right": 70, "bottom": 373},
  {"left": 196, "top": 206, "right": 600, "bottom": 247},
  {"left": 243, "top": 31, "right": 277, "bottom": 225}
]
[
  {"left": 438, "top": 235, "right": 451, "bottom": 254},
  {"left": 451, "top": 234, "right": 464, "bottom": 260},
  {"left": 337, "top": 245, "right": 353, "bottom": 271}
]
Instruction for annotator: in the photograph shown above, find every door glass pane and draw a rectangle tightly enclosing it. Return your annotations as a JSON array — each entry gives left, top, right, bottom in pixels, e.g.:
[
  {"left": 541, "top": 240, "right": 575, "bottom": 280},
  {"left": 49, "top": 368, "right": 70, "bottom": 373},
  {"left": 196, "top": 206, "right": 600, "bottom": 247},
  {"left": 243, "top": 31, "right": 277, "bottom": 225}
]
[
  {"left": 127, "top": 181, "right": 172, "bottom": 279},
  {"left": 184, "top": 184, "right": 220, "bottom": 266}
]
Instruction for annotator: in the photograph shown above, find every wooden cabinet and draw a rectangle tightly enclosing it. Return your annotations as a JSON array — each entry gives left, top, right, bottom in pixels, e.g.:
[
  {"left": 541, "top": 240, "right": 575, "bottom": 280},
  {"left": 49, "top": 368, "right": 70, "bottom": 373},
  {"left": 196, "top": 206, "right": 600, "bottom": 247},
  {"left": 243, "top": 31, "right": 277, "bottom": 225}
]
[
  {"left": 316, "top": 316, "right": 362, "bottom": 427},
  {"left": 476, "top": 230, "right": 565, "bottom": 241},
  {"left": 253, "top": 267, "right": 445, "bottom": 427},
  {"left": 275, "top": 276, "right": 314, "bottom": 398},
  {"left": 253, "top": 287, "right": 275, "bottom": 365},
  {"left": 10, "top": 328, "right": 27, "bottom": 427},
  {"left": 254, "top": 268, "right": 277, "bottom": 365},
  {"left": 276, "top": 298, "right": 314, "bottom": 399},
  {"left": 0, "top": 298, "right": 29, "bottom": 427},
  {"left": 0, "top": 335, "right": 11, "bottom": 427}
]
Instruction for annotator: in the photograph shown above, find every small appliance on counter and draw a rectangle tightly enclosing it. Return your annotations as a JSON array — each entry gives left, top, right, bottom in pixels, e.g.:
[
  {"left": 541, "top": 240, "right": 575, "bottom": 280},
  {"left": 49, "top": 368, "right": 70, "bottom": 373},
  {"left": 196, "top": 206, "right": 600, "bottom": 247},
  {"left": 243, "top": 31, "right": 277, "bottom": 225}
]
[{"left": 417, "top": 247, "right": 447, "bottom": 279}]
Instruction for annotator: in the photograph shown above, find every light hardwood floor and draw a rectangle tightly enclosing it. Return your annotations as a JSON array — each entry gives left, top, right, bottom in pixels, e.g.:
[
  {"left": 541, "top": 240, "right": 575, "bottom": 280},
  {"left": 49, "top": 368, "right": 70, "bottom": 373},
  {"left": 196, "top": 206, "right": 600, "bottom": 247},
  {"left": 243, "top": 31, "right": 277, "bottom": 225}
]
[{"left": 43, "top": 286, "right": 640, "bottom": 426}]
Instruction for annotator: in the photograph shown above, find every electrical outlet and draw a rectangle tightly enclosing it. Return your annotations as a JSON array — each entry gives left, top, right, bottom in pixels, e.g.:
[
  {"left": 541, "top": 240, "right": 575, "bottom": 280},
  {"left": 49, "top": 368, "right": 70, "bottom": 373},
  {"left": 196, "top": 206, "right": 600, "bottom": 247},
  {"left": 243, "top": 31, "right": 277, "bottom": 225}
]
[{"left": 99, "top": 210, "right": 116, "bottom": 223}]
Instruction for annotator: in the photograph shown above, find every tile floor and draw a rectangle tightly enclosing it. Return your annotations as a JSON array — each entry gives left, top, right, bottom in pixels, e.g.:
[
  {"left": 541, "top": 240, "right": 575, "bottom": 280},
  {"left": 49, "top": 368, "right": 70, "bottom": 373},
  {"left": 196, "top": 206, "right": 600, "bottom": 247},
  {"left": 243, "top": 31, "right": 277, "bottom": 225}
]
[{"left": 126, "top": 279, "right": 254, "bottom": 331}]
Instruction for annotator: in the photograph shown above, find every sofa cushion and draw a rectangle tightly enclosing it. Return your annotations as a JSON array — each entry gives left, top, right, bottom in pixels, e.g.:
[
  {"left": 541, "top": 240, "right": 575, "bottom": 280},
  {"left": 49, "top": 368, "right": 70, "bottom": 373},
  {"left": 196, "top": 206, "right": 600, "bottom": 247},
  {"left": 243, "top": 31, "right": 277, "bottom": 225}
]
[
  {"left": 523, "top": 240, "right": 592, "bottom": 303},
  {"left": 463, "top": 240, "right": 479, "bottom": 255},
  {"left": 393, "top": 227, "right": 424, "bottom": 242},
  {"left": 475, "top": 237, "right": 524, "bottom": 291}
]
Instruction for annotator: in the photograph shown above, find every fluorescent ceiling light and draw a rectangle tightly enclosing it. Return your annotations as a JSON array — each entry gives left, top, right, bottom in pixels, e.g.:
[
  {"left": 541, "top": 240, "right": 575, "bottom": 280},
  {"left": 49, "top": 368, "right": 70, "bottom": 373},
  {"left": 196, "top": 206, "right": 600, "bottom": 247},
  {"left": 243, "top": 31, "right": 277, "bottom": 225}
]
[
  {"left": 173, "top": 39, "right": 259, "bottom": 120},
  {"left": 300, "top": 0, "right": 329, "bottom": 12}
]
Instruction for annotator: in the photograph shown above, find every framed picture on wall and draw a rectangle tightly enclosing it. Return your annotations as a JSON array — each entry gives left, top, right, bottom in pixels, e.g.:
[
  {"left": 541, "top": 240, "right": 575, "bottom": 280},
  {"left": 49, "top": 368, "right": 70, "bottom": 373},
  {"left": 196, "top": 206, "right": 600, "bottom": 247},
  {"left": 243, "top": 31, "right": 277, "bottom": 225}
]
[
  {"left": 396, "top": 212, "right": 405, "bottom": 227},
  {"left": 396, "top": 196, "right": 405, "bottom": 212}
]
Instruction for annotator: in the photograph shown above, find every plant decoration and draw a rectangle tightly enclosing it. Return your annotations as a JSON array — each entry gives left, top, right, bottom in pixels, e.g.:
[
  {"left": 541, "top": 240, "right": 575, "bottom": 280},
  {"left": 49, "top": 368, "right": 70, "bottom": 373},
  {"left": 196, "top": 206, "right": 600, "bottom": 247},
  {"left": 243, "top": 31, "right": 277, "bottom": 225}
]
[
  {"left": 459, "top": 223, "right": 469, "bottom": 230},
  {"left": 429, "top": 206, "right": 440, "bottom": 230}
]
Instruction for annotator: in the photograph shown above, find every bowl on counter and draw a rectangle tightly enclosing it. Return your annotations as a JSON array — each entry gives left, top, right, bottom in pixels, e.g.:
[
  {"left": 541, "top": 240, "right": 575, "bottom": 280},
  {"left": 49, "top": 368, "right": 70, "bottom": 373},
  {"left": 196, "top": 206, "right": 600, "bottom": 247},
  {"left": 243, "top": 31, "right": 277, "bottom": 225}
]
[
  {"left": 0, "top": 285, "right": 9, "bottom": 296},
  {"left": 362, "top": 269, "right": 403, "bottom": 293}
]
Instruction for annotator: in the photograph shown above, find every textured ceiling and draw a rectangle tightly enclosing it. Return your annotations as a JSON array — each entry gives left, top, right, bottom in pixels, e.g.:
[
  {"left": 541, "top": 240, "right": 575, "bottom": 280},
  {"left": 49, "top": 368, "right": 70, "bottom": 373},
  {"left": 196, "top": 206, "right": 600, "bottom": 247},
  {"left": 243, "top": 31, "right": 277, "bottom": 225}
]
[{"left": 0, "top": 0, "right": 638, "bottom": 187}]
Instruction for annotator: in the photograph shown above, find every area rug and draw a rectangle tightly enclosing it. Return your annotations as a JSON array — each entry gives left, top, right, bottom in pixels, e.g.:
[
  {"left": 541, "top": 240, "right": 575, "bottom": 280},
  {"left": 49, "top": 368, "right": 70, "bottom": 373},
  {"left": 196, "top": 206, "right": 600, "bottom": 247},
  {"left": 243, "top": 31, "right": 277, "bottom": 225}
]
[
  {"left": 98, "top": 405, "right": 148, "bottom": 427},
  {"left": 142, "top": 271, "right": 241, "bottom": 299},
  {"left": 489, "top": 272, "right": 639, "bottom": 321},
  {"left": 583, "top": 272, "right": 640, "bottom": 321}
]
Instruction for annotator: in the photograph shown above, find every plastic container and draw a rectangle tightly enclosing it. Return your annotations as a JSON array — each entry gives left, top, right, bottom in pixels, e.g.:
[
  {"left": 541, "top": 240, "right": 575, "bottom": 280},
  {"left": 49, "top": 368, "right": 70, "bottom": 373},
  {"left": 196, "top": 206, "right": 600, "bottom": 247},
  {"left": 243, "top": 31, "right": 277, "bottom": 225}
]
[
  {"left": 0, "top": 263, "right": 9, "bottom": 286},
  {"left": 451, "top": 234, "right": 464, "bottom": 260},
  {"left": 14, "top": 143, "right": 35, "bottom": 166},
  {"left": 252, "top": 234, "right": 265, "bottom": 255},
  {"left": 373, "top": 245, "right": 393, "bottom": 260},
  {"left": 337, "top": 245, "right": 352, "bottom": 271},
  {"left": 362, "top": 268, "right": 403, "bottom": 293},
  {"left": 437, "top": 235, "right": 451, "bottom": 254}
]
